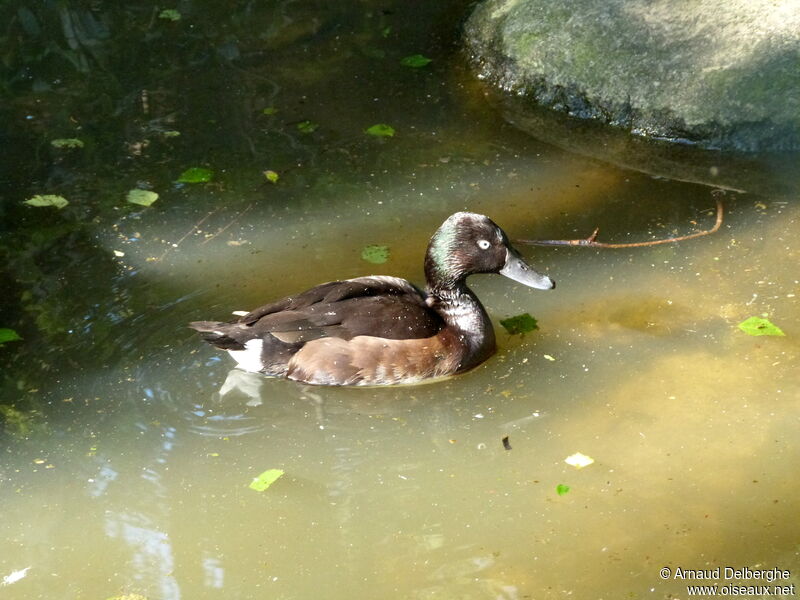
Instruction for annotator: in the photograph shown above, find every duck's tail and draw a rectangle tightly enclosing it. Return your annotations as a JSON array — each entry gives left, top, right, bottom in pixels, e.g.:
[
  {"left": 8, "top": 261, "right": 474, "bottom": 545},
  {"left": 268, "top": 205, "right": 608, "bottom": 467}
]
[{"left": 188, "top": 321, "right": 246, "bottom": 351}]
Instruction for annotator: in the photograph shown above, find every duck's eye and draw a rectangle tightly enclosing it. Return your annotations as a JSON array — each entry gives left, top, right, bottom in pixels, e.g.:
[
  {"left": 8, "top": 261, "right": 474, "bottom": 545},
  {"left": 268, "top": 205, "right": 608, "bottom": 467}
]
[{"left": 477, "top": 239, "right": 491, "bottom": 250}]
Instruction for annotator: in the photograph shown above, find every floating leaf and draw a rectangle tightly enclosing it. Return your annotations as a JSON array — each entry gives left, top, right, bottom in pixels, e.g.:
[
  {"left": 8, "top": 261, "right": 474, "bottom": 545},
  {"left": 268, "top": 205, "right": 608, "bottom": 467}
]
[
  {"left": 262, "top": 106, "right": 278, "bottom": 115},
  {"left": 365, "top": 123, "right": 395, "bottom": 137},
  {"left": 401, "top": 54, "right": 432, "bottom": 68},
  {"left": 499, "top": 313, "right": 539, "bottom": 335},
  {"left": 176, "top": 167, "right": 213, "bottom": 183},
  {"left": 737, "top": 316, "right": 785, "bottom": 337},
  {"left": 162, "top": 130, "right": 181, "bottom": 138},
  {"left": 556, "top": 484, "right": 571, "bottom": 496},
  {"left": 51, "top": 138, "right": 84, "bottom": 149},
  {"left": 361, "top": 245, "right": 390, "bottom": 264},
  {"left": 159, "top": 9, "right": 181, "bottom": 21},
  {"left": 249, "top": 468, "right": 285, "bottom": 492},
  {"left": 126, "top": 189, "right": 159, "bottom": 207},
  {"left": 297, "top": 120, "right": 319, "bottom": 134},
  {"left": 564, "top": 452, "right": 594, "bottom": 469},
  {"left": 543, "top": 354, "right": 556, "bottom": 361},
  {"left": 24, "top": 194, "right": 69, "bottom": 209},
  {"left": 0, "top": 328, "right": 22, "bottom": 345},
  {"left": 263, "top": 170, "right": 279, "bottom": 183},
  {"left": 1, "top": 567, "right": 30, "bottom": 586}
]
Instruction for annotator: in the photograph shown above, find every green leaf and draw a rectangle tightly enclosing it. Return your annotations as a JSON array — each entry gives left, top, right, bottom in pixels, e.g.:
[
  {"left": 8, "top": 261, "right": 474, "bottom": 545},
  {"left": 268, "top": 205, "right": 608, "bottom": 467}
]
[
  {"left": 249, "top": 468, "right": 285, "bottom": 492},
  {"left": 297, "top": 120, "right": 319, "bottom": 134},
  {"left": 361, "top": 245, "right": 390, "bottom": 264},
  {"left": 381, "top": 26, "right": 392, "bottom": 38},
  {"left": 162, "top": 130, "right": 181, "bottom": 138},
  {"left": 24, "top": 194, "right": 69, "bottom": 209},
  {"left": 365, "top": 124, "right": 395, "bottom": 137},
  {"left": 127, "top": 189, "right": 159, "bottom": 207},
  {"left": 400, "top": 54, "right": 432, "bottom": 68},
  {"left": 499, "top": 313, "right": 539, "bottom": 335},
  {"left": 0, "top": 328, "right": 22, "bottom": 345},
  {"left": 159, "top": 9, "right": 181, "bottom": 21},
  {"left": 176, "top": 167, "right": 213, "bottom": 183},
  {"left": 737, "top": 316, "right": 785, "bottom": 337},
  {"left": 262, "top": 106, "right": 278, "bottom": 115},
  {"left": 51, "top": 138, "right": 84, "bottom": 149},
  {"left": 556, "top": 484, "right": 571, "bottom": 496},
  {"left": 263, "top": 170, "right": 279, "bottom": 183}
]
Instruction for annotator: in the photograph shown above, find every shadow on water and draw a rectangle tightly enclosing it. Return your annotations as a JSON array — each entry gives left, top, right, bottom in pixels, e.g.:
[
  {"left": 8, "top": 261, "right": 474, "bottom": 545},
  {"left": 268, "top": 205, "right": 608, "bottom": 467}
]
[
  {"left": 1, "top": 1, "right": 798, "bottom": 599},
  {"left": 495, "top": 93, "right": 800, "bottom": 199}
]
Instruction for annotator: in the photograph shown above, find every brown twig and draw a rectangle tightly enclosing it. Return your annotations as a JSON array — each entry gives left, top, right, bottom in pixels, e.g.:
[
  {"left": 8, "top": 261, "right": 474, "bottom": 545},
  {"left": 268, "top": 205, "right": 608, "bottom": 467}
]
[{"left": 518, "top": 198, "right": 724, "bottom": 248}]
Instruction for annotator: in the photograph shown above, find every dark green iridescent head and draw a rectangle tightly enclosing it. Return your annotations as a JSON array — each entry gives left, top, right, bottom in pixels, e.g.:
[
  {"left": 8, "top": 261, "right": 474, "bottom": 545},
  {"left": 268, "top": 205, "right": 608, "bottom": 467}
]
[{"left": 424, "top": 212, "right": 555, "bottom": 291}]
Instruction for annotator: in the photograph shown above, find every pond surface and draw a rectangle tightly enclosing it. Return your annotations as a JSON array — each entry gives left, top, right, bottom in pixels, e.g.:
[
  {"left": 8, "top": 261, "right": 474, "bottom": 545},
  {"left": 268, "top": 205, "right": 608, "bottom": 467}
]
[{"left": 1, "top": 1, "right": 798, "bottom": 599}]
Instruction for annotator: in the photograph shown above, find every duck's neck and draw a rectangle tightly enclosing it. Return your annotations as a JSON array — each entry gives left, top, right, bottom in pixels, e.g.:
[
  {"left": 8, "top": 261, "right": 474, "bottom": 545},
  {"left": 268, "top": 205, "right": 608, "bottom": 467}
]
[
  {"left": 424, "top": 230, "right": 496, "bottom": 370},
  {"left": 426, "top": 280, "right": 497, "bottom": 372}
]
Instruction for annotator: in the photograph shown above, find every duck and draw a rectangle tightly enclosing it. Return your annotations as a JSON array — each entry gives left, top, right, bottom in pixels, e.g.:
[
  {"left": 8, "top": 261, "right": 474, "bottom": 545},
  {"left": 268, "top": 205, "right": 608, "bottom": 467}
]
[{"left": 189, "top": 212, "right": 555, "bottom": 386}]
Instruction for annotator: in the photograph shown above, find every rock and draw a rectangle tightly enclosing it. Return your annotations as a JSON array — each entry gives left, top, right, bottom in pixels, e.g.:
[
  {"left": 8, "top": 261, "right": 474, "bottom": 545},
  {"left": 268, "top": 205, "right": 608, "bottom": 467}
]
[{"left": 465, "top": 0, "right": 800, "bottom": 152}]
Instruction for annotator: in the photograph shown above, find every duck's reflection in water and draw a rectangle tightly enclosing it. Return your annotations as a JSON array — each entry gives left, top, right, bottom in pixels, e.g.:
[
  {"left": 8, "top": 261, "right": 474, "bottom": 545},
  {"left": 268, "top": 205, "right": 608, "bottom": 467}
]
[{"left": 219, "top": 368, "right": 265, "bottom": 407}]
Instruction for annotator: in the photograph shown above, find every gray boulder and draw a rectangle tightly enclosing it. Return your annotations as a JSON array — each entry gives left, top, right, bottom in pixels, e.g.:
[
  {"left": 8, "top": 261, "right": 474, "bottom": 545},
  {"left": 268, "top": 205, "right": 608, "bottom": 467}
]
[{"left": 465, "top": 0, "right": 800, "bottom": 152}]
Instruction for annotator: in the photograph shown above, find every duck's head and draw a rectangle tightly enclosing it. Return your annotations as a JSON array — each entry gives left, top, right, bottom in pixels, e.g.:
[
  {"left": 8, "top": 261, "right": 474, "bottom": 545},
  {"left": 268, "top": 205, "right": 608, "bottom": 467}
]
[{"left": 424, "top": 212, "right": 555, "bottom": 291}]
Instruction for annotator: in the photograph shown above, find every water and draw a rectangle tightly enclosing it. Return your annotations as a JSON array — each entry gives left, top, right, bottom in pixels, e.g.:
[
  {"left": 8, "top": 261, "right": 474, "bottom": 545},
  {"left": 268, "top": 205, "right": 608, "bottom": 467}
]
[{"left": 1, "top": 2, "right": 798, "bottom": 599}]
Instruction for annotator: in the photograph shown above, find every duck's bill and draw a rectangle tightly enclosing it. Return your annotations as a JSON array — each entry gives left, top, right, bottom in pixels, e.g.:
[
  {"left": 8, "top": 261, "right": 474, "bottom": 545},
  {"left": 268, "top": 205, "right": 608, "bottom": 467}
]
[{"left": 500, "top": 249, "right": 555, "bottom": 290}]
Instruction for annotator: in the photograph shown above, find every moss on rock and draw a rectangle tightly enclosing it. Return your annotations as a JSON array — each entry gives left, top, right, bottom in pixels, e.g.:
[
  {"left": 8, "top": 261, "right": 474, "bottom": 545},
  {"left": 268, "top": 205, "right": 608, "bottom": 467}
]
[{"left": 465, "top": 0, "right": 800, "bottom": 151}]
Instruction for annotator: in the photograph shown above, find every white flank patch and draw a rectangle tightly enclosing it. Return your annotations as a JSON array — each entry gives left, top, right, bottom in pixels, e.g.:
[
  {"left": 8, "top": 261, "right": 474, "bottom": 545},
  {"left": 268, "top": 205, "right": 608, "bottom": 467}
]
[
  {"left": 2, "top": 567, "right": 30, "bottom": 586},
  {"left": 227, "top": 339, "right": 264, "bottom": 373}
]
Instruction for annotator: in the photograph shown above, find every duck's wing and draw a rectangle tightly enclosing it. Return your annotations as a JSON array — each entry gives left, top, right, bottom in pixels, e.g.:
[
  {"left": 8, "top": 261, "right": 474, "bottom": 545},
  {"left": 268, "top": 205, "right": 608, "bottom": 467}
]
[
  {"left": 243, "top": 276, "right": 442, "bottom": 342},
  {"left": 190, "top": 276, "right": 443, "bottom": 349},
  {"left": 237, "top": 277, "right": 411, "bottom": 324}
]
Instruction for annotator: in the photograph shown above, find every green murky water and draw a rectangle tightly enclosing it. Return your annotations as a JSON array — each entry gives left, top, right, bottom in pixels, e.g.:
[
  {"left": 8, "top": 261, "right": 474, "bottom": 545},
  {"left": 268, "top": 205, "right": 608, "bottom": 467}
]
[{"left": 1, "top": 2, "right": 798, "bottom": 599}]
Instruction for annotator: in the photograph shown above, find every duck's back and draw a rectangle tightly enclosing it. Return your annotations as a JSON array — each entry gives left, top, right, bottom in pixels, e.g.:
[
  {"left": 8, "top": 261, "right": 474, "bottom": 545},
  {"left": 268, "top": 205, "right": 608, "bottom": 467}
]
[{"left": 189, "top": 276, "right": 452, "bottom": 385}]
